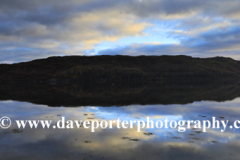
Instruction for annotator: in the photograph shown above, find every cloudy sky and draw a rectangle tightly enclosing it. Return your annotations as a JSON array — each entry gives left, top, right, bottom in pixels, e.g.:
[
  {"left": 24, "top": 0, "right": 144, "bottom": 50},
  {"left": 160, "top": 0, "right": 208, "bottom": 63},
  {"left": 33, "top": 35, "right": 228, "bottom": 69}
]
[{"left": 0, "top": 0, "right": 240, "bottom": 63}]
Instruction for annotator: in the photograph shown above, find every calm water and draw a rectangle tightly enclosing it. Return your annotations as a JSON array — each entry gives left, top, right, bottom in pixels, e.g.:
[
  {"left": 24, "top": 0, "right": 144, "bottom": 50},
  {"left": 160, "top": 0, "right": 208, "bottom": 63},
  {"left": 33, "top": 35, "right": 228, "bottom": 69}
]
[{"left": 1, "top": 97, "right": 240, "bottom": 160}]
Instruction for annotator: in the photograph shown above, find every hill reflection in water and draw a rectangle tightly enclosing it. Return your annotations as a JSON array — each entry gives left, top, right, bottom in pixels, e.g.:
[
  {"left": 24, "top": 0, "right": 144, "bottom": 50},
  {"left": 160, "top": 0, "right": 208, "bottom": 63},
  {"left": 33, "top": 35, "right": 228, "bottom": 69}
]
[{"left": 0, "top": 80, "right": 240, "bottom": 106}]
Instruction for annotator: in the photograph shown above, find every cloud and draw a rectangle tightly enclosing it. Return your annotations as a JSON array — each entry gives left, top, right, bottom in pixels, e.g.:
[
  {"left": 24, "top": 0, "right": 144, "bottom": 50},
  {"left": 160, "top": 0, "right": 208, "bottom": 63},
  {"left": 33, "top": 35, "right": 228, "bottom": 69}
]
[
  {"left": 0, "top": 0, "right": 240, "bottom": 63},
  {"left": 98, "top": 26, "right": 240, "bottom": 59}
]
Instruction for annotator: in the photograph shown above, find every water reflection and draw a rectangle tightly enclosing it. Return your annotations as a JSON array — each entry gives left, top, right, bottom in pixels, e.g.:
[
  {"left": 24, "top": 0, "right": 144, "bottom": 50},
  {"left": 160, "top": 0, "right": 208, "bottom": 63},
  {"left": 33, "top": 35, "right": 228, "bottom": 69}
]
[
  {"left": 1, "top": 81, "right": 240, "bottom": 106},
  {"left": 1, "top": 98, "right": 240, "bottom": 159}
]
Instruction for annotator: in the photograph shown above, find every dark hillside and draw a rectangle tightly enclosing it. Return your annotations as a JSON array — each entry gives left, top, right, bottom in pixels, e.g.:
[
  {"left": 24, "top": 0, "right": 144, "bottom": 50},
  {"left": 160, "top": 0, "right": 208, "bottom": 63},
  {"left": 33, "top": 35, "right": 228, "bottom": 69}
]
[{"left": 0, "top": 55, "right": 240, "bottom": 84}]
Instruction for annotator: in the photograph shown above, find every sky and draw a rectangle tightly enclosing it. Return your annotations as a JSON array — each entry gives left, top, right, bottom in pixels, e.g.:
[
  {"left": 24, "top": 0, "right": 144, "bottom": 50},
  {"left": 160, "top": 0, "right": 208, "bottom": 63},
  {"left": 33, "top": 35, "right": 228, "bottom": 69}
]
[{"left": 0, "top": 0, "right": 240, "bottom": 63}]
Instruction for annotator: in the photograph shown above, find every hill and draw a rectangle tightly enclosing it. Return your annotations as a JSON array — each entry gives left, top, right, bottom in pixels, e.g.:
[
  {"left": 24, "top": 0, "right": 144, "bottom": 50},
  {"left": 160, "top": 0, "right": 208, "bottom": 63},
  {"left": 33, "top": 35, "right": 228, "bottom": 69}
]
[{"left": 0, "top": 55, "right": 240, "bottom": 84}]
